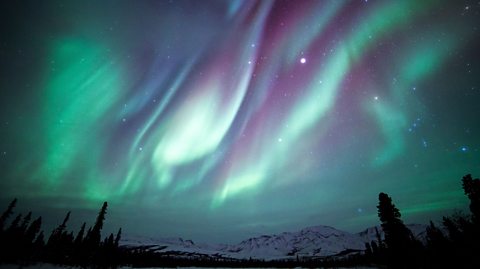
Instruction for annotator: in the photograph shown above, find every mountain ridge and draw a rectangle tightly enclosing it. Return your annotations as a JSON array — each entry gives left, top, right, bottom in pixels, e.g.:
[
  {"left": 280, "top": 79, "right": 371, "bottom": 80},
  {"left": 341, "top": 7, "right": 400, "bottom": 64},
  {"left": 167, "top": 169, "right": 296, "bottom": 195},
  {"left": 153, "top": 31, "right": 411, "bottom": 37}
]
[{"left": 121, "top": 223, "right": 428, "bottom": 260}]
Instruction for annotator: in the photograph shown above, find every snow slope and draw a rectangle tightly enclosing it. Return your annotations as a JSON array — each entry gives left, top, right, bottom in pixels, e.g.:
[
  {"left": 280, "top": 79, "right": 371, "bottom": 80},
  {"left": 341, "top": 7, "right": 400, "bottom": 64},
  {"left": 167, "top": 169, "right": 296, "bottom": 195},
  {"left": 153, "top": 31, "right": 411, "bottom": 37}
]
[{"left": 121, "top": 224, "right": 428, "bottom": 260}]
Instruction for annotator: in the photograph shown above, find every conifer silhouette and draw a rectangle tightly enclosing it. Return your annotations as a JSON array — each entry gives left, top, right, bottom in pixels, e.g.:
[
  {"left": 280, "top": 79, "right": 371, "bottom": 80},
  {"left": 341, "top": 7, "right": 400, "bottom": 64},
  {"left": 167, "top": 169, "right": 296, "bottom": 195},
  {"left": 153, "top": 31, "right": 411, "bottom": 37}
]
[
  {"left": 462, "top": 174, "right": 480, "bottom": 223},
  {"left": 25, "top": 217, "right": 42, "bottom": 243},
  {"left": 114, "top": 228, "right": 122, "bottom": 247},
  {"left": 0, "top": 198, "right": 17, "bottom": 230},
  {"left": 88, "top": 201, "right": 107, "bottom": 248},
  {"left": 74, "top": 222, "right": 86, "bottom": 245},
  {"left": 7, "top": 213, "right": 22, "bottom": 232},
  {"left": 20, "top": 211, "right": 32, "bottom": 233},
  {"left": 377, "top": 192, "right": 414, "bottom": 264}
]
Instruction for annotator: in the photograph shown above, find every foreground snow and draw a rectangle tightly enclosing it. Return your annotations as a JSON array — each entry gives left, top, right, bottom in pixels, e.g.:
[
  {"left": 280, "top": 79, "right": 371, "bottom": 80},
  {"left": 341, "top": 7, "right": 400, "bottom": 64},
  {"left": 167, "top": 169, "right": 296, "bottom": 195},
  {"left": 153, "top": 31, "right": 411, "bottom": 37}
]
[{"left": 0, "top": 264, "right": 379, "bottom": 269}]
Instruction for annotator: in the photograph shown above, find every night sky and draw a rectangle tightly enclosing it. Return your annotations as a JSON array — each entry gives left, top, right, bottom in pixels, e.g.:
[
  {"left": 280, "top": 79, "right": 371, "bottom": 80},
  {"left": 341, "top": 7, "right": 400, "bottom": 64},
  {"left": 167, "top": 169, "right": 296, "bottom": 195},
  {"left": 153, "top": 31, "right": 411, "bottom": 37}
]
[{"left": 1, "top": 0, "right": 479, "bottom": 243}]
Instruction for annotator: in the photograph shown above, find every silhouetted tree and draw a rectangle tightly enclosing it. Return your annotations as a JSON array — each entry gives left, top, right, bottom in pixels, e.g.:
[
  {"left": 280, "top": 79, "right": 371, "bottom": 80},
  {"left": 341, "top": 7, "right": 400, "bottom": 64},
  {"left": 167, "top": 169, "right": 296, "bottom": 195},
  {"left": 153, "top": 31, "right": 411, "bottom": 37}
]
[
  {"left": 114, "top": 228, "right": 122, "bottom": 247},
  {"left": 0, "top": 198, "right": 17, "bottom": 231},
  {"left": 84, "top": 226, "right": 92, "bottom": 244},
  {"left": 20, "top": 211, "right": 32, "bottom": 233},
  {"left": 7, "top": 213, "right": 22, "bottom": 233},
  {"left": 107, "top": 233, "right": 114, "bottom": 248},
  {"left": 34, "top": 231, "right": 45, "bottom": 247},
  {"left": 377, "top": 192, "right": 414, "bottom": 265},
  {"left": 48, "top": 211, "right": 70, "bottom": 247},
  {"left": 462, "top": 174, "right": 480, "bottom": 223},
  {"left": 88, "top": 202, "right": 107, "bottom": 248},
  {"left": 74, "top": 222, "right": 86, "bottom": 246},
  {"left": 25, "top": 217, "right": 42, "bottom": 244}
]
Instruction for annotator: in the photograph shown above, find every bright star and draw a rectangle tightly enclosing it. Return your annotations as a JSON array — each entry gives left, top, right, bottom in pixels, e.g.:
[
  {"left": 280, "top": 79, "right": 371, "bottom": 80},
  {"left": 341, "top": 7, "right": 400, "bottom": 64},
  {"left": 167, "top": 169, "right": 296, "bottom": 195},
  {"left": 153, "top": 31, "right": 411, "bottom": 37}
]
[
  {"left": 374, "top": 96, "right": 379, "bottom": 100},
  {"left": 300, "top": 57, "right": 306, "bottom": 64}
]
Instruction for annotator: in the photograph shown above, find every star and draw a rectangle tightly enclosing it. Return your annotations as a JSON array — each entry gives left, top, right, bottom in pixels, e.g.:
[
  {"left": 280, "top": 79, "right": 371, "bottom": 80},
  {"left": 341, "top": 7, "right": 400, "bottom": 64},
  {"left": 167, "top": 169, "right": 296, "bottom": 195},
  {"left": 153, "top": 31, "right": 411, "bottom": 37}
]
[
  {"left": 461, "top": 146, "right": 468, "bottom": 152},
  {"left": 278, "top": 138, "right": 283, "bottom": 142},
  {"left": 422, "top": 139, "right": 428, "bottom": 148},
  {"left": 300, "top": 57, "right": 306, "bottom": 64},
  {"left": 374, "top": 96, "right": 379, "bottom": 100}
]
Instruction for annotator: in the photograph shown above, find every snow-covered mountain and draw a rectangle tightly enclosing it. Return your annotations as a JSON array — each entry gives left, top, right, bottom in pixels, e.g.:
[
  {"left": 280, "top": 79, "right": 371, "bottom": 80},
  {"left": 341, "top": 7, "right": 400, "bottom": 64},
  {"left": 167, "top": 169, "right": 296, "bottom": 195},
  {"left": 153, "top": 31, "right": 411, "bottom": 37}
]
[
  {"left": 121, "top": 224, "right": 428, "bottom": 260},
  {"left": 218, "top": 225, "right": 365, "bottom": 260}
]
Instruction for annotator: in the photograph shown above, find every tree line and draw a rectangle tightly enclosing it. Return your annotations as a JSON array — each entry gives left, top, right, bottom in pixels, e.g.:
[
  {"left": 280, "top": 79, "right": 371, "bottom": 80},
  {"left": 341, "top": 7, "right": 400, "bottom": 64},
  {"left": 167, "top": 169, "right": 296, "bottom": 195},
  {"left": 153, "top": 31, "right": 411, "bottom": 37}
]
[
  {"left": 0, "top": 200, "right": 123, "bottom": 267},
  {"left": 363, "top": 173, "right": 480, "bottom": 268}
]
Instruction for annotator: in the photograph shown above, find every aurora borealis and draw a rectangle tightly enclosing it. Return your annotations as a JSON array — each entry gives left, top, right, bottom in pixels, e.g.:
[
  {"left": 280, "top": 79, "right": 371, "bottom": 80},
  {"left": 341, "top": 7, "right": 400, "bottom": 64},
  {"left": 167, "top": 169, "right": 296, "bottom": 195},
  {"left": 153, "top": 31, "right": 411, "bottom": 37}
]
[{"left": 0, "top": 0, "right": 479, "bottom": 243}]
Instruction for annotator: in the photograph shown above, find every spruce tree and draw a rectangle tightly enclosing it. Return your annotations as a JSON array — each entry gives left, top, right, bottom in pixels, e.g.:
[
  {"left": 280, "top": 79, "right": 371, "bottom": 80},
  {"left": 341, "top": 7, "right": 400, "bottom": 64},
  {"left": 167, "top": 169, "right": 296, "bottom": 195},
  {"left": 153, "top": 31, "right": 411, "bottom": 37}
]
[
  {"left": 114, "top": 228, "right": 122, "bottom": 247},
  {"left": 107, "top": 233, "right": 114, "bottom": 248},
  {"left": 20, "top": 211, "right": 32, "bottom": 233},
  {"left": 0, "top": 198, "right": 17, "bottom": 231},
  {"left": 74, "top": 222, "right": 86, "bottom": 245},
  {"left": 377, "top": 193, "right": 413, "bottom": 257},
  {"left": 48, "top": 211, "right": 71, "bottom": 246},
  {"left": 25, "top": 217, "right": 42, "bottom": 243},
  {"left": 88, "top": 202, "right": 108, "bottom": 248},
  {"left": 34, "top": 231, "right": 45, "bottom": 247},
  {"left": 462, "top": 174, "right": 480, "bottom": 223},
  {"left": 7, "top": 213, "right": 22, "bottom": 232}
]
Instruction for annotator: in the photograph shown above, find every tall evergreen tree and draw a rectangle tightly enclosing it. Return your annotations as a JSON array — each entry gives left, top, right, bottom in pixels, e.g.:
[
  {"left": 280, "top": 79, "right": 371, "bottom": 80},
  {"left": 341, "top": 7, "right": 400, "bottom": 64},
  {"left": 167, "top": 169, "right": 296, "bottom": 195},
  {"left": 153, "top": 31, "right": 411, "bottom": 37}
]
[
  {"left": 74, "top": 222, "right": 86, "bottom": 245},
  {"left": 58, "top": 211, "right": 71, "bottom": 233},
  {"left": 114, "top": 228, "right": 122, "bottom": 247},
  {"left": 89, "top": 202, "right": 108, "bottom": 247},
  {"left": 7, "top": 213, "right": 22, "bottom": 232},
  {"left": 84, "top": 226, "right": 92, "bottom": 244},
  {"left": 25, "top": 217, "right": 42, "bottom": 243},
  {"left": 20, "top": 211, "right": 32, "bottom": 233},
  {"left": 462, "top": 174, "right": 480, "bottom": 223},
  {"left": 48, "top": 211, "right": 71, "bottom": 246},
  {"left": 34, "top": 231, "right": 45, "bottom": 247},
  {"left": 377, "top": 193, "right": 413, "bottom": 255},
  {"left": 107, "top": 233, "right": 114, "bottom": 248},
  {"left": 0, "top": 198, "right": 17, "bottom": 231}
]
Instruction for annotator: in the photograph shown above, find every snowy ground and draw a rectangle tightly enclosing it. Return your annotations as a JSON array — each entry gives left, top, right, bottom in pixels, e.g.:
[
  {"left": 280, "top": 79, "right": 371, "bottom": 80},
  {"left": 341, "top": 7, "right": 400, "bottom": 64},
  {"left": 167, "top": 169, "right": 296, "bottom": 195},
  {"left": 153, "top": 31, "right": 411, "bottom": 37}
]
[{"left": 0, "top": 264, "right": 379, "bottom": 269}]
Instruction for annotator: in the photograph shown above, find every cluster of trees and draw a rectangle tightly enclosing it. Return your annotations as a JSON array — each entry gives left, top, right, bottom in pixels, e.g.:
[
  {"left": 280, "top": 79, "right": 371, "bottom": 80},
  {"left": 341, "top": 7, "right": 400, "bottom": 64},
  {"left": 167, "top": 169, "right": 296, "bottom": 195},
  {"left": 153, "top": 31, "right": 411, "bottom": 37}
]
[
  {"left": 363, "top": 173, "right": 480, "bottom": 268},
  {"left": 0, "top": 200, "right": 123, "bottom": 267}
]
